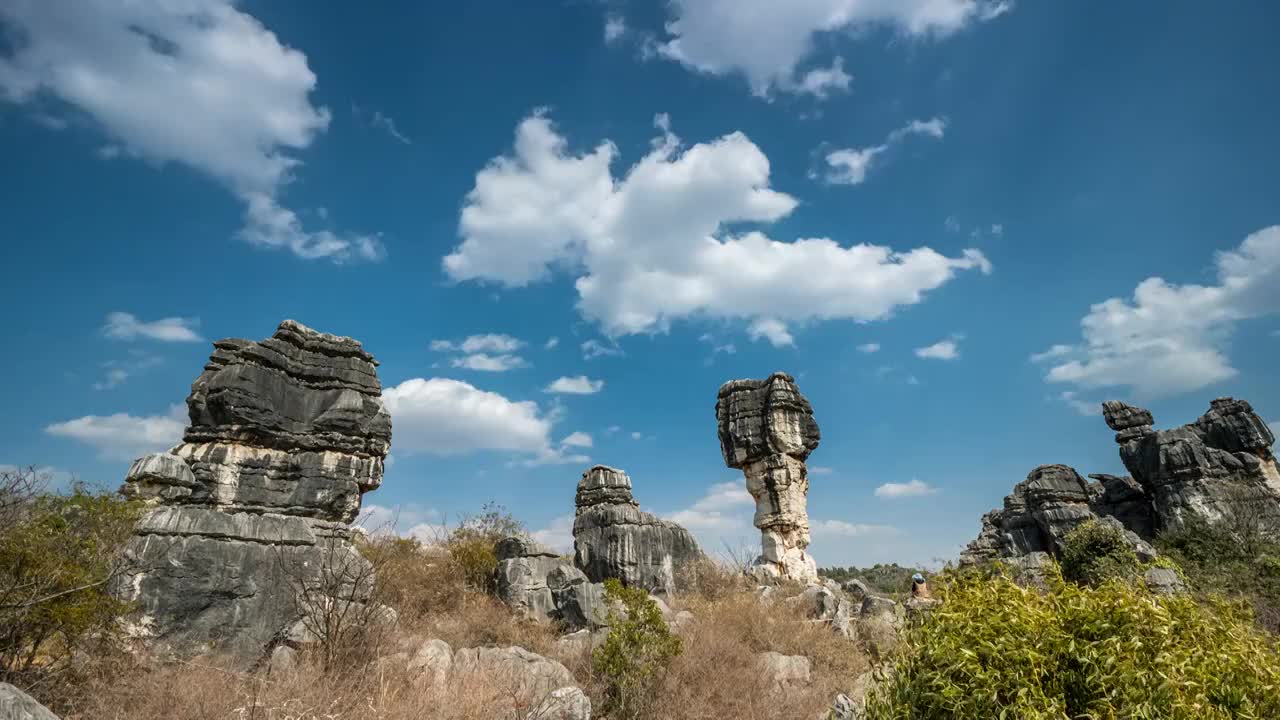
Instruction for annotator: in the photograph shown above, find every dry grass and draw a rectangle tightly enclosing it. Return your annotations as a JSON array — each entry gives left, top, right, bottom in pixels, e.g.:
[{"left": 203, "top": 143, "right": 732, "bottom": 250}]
[{"left": 39, "top": 537, "right": 870, "bottom": 720}]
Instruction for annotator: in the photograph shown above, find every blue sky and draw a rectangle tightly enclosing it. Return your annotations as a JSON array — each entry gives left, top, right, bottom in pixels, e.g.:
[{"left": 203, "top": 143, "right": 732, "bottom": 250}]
[{"left": 3, "top": 1, "right": 1279, "bottom": 568}]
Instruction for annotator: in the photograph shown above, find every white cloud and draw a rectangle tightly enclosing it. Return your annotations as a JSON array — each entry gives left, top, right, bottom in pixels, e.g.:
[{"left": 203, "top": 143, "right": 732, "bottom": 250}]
[
  {"left": 747, "top": 317, "right": 795, "bottom": 347},
  {"left": 604, "top": 16, "right": 626, "bottom": 44},
  {"left": 990, "top": 223, "right": 1004, "bottom": 237},
  {"left": 544, "top": 336, "right": 560, "bottom": 350},
  {"left": 93, "top": 368, "right": 130, "bottom": 391},
  {"left": 811, "top": 519, "right": 900, "bottom": 536},
  {"left": 915, "top": 337, "right": 960, "bottom": 360},
  {"left": 665, "top": 481, "right": 754, "bottom": 531},
  {"left": 445, "top": 112, "right": 991, "bottom": 343},
  {"left": 0, "top": 1, "right": 380, "bottom": 262},
  {"left": 823, "top": 117, "right": 947, "bottom": 186},
  {"left": 944, "top": 215, "right": 961, "bottom": 233},
  {"left": 605, "top": 425, "right": 622, "bottom": 435},
  {"left": 352, "top": 104, "right": 410, "bottom": 144},
  {"left": 449, "top": 353, "right": 527, "bottom": 372},
  {"left": 358, "top": 503, "right": 444, "bottom": 541},
  {"left": 856, "top": 342, "right": 881, "bottom": 353},
  {"left": 793, "top": 57, "right": 851, "bottom": 99},
  {"left": 809, "top": 466, "right": 834, "bottom": 475},
  {"left": 630, "top": 431, "right": 643, "bottom": 440},
  {"left": 383, "top": 378, "right": 576, "bottom": 463},
  {"left": 103, "top": 312, "right": 202, "bottom": 342},
  {"left": 582, "top": 339, "right": 624, "bottom": 360},
  {"left": 874, "top": 478, "right": 938, "bottom": 499},
  {"left": 1035, "top": 225, "right": 1280, "bottom": 398},
  {"left": 531, "top": 514, "right": 575, "bottom": 553},
  {"left": 545, "top": 375, "right": 605, "bottom": 394},
  {"left": 655, "top": 0, "right": 1009, "bottom": 98},
  {"left": 560, "top": 431, "right": 593, "bottom": 448},
  {"left": 1059, "top": 391, "right": 1099, "bottom": 416},
  {"left": 432, "top": 334, "right": 524, "bottom": 353},
  {"left": 45, "top": 404, "right": 186, "bottom": 461}
]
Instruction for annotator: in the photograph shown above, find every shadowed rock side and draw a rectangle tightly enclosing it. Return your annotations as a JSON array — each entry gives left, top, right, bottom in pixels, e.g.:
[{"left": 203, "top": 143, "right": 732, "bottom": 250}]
[
  {"left": 112, "top": 320, "right": 391, "bottom": 664},
  {"left": 572, "top": 465, "right": 701, "bottom": 593},
  {"left": 963, "top": 397, "right": 1280, "bottom": 564},
  {"left": 715, "top": 372, "right": 821, "bottom": 583}
]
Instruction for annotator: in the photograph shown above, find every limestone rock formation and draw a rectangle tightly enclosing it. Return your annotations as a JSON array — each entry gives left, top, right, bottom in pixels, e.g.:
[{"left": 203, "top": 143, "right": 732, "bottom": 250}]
[
  {"left": 1105, "top": 398, "right": 1280, "bottom": 531},
  {"left": 113, "top": 320, "right": 391, "bottom": 664},
  {"left": 715, "top": 372, "right": 821, "bottom": 583},
  {"left": 495, "top": 536, "right": 610, "bottom": 630},
  {"left": 527, "top": 687, "right": 592, "bottom": 720},
  {"left": 961, "top": 465, "right": 1155, "bottom": 565},
  {"left": 572, "top": 465, "right": 700, "bottom": 593},
  {"left": 964, "top": 397, "right": 1280, "bottom": 566}
]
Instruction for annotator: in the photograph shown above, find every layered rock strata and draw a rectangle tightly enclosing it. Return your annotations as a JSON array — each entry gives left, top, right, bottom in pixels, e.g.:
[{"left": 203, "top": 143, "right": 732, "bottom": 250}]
[
  {"left": 715, "top": 373, "right": 821, "bottom": 583},
  {"left": 964, "top": 397, "right": 1280, "bottom": 564},
  {"left": 495, "top": 536, "right": 609, "bottom": 630},
  {"left": 113, "top": 320, "right": 391, "bottom": 663},
  {"left": 572, "top": 465, "right": 700, "bottom": 593}
]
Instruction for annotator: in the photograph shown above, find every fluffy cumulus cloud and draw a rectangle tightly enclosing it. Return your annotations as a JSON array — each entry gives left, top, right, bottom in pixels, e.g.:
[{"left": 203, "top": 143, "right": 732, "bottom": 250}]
[
  {"left": 811, "top": 519, "right": 899, "bottom": 537},
  {"left": 445, "top": 112, "right": 991, "bottom": 345},
  {"left": 856, "top": 342, "right": 880, "bottom": 353},
  {"left": 531, "top": 514, "right": 576, "bottom": 553},
  {"left": 381, "top": 377, "right": 587, "bottom": 464},
  {"left": 874, "top": 478, "right": 938, "bottom": 498},
  {"left": 0, "top": 0, "right": 380, "bottom": 262},
  {"left": 655, "top": 0, "right": 1010, "bottom": 98},
  {"left": 544, "top": 375, "right": 605, "bottom": 394},
  {"left": 823, "top": 117, "right": 947, "bottom": 185},
  {"left": 103, "top": 312, "right": 202, "bottom": 342},
  {"left": 914, "top": 336, "right": 961, "bottom": 360},
  {"left": 45, "top": 404, "right": 186, "bottom": 461},
  {"left": 1034, "top": 225, "right": 1280, "bottom": 398}
]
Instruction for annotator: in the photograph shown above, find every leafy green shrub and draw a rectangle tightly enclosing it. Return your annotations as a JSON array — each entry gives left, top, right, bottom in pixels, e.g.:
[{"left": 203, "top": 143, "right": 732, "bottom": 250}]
[
  {"left": 592, "top": 578, "right": 683, "bottom": 719},
  {"left": 865, "top": 564, "right": 1280, "bottom": 719},
  {"left": 0, "top": 476, "right": 142, "bottom": 685},
  {"left": 446, "top": 502, "right": 525, "bottom": 594},
  {"left": 1060, "top": 519, "right": 1140, "bottom": 587},
  {"left": 1159, "top": 515, "right": 1280, "bottom": 633}
]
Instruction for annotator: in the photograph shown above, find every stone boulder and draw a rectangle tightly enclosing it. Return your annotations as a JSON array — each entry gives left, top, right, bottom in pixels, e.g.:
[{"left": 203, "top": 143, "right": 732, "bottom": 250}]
[
  {"left": 112, "top": 320, "right": 391, "bottom": 665},
  {"left": 1144, "top": 567, "right": 1187, "bottom": 595},
  {"left": 496, "top": 536, "right": 610, "bottom": 630},
  {"left": 0, "top": 683, "right": 60, "bottom": 720},
  {"left": 573, "top": 466, "right": 700, "bottom": 593},
  {"left": 715, "top": 372, "right": 822, "bottom": 583},
  {"left": 452, "top": 646, "right": 576, "bottom": 705},
  {"left": 527, "top": 687, "right": 592, "bottom": 720},
  {"left": 757, "top": 651, "right": 811, "bottom": 692}
]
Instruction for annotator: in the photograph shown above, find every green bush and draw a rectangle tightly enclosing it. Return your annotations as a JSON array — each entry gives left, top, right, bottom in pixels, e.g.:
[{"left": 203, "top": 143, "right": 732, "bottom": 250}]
[
  {"left": 446, "top": 502, "right": 525, "bottom": 594},
  {"left": 865, "top": 564, "right": 1280, "bottom": 719},
  {"left": 1158, "top": 515, "right": 1280, "bottom": 633},
  {"left": 592, "top": 578, "right": 683, "bottom": 719},
  {"left": 0, "top": 475, "right": 142, "bottom": 685},
  {"left": 1060, "top": 520, "right": 1140, "bottom": 587}
]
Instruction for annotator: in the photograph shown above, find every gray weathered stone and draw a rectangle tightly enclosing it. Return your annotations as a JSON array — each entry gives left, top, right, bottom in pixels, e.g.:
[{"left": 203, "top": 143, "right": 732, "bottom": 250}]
[
  {"left": 0, "top": 683, "right": 60, "bottom": 720},
  {"left": 452, "top": 646, "right": 576, "bottom": 704},
  {"left": 757, "top": 651, "right": 811, "bottom": 691},
  {"left": 1144, "top": 567, "right": 1187, "bottom": 595},
  {"left": 497, "top": 538, "right": 567, "bottom": 622},
  {"left": 573, "top": 465, "right": 700, "bottom": 593},
  {"left": 527, "top": 686, "right": 592, "bottom": 720},
  {"left": 408, "top": 638, "right": 454, "bottom": 690},
  {"left": 716, "top": 372, "right": 821, "bottom": 583},
  {"left": 112, "top": 320, "right": 390, "bottom": 666}
]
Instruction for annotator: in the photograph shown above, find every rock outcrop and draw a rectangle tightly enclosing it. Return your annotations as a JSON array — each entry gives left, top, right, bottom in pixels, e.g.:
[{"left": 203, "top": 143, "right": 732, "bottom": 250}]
[
  {"left": 715, "top": 372, "right": 821, "bottom": 583},
  {"left": 1105, "top": 398, "right": 1280, "bottom": 531},
  {"left": 963, "top": 397, "right": 1280, "bottom": 565},
  {"left": 572, "top": 465, "right": 700, "bottom": 593},
  {"left": 113, "top": 320, "right": 391, "bottom": 664},
  {"left": 495, "top": 536, "right": 610, "bottom": 630}
]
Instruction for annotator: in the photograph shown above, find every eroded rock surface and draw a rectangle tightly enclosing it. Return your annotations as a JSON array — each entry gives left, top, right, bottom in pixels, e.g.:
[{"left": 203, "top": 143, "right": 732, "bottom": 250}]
[
  {"left": 572, "top": 465, "right": 700, "bottom": 593},
  {"left": 496, "top": 536, "right": 610, "bottom": 630},
  {"left": 964, "top": 397, "right": 1280, "bottom": 566},
  {"left": 0, "top": 682, "right": 60, "bottom": 720},
  {"left": 715, "top": 372, "right": 821, "bottom": 583},
  {"left": 113, "top": 320, "right": 390, "bottom": 664}
]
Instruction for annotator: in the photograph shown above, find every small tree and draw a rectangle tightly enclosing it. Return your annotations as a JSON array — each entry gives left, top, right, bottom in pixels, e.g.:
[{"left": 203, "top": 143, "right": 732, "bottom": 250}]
[
  {"left": 446, "top": 501, "right": 526, "bottom": 594},
  {"left": 592, "top": 579, "right": 683, "bottom": 719},
  {"left": 1060, "top": 520, "right": 1140, "bottom": 587},
  {"left": 0, "top": 471, "right": 143, "bottom": 686}
]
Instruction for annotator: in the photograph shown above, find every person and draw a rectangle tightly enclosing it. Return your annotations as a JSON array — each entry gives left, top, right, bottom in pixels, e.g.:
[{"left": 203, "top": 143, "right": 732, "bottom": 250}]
[{"left": 911, "top": 572, "right": 931, "bottom": 599}]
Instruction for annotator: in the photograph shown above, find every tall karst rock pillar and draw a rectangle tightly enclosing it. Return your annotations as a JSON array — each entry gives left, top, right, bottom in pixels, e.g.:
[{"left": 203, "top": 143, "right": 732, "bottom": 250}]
[
  {"left": 113, "top": 320, "right": 391, "bottom": 664},
  {"left": 715, "top": 372, "right": 821, "bottom": 583}
]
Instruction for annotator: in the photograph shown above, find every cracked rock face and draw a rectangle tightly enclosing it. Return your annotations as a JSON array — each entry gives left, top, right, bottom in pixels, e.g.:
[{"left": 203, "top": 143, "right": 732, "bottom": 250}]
[
  {"left": 715, "top": 373, "right": 820, "bottom": 583},
  {"left": 572, "top": 465, "right": 701, "bottom": 593},
  {"left": 113, "top": 320, "right": 391, "bottom": 664},
  {"left": 964, "top": 397, "right": 1280, "bottom": 565}
]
